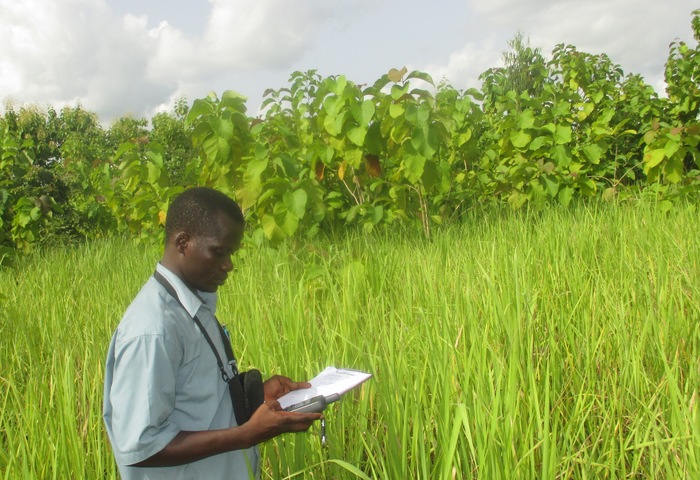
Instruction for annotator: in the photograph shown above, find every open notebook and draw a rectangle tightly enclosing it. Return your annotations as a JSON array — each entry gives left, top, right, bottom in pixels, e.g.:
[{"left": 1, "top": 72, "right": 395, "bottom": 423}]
[{"left": 278, "top": 366, "right": 372, "bottom": 410}]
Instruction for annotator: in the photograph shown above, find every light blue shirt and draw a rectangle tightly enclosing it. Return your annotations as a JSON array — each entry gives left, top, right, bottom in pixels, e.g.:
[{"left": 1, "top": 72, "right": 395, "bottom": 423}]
[{"left": 103, "top": 263, "right": 259, "bottom": 480}]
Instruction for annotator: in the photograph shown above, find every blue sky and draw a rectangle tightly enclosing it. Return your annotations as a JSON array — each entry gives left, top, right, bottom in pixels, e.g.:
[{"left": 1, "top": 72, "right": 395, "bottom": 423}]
[{"left": 1, "top": 0, "right": 697, "bottom": 123}]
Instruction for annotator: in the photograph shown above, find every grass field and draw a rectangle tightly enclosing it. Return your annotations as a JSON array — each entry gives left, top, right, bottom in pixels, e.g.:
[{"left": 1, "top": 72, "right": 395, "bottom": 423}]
[{"left": 1, "top": 202, "right": 699, "bottom": 479}]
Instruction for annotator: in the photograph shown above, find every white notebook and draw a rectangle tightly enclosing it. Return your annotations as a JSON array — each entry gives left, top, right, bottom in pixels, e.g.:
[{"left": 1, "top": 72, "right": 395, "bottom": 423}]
[{"left": 278, "top": 366, "right": 372, "bottom": 410}]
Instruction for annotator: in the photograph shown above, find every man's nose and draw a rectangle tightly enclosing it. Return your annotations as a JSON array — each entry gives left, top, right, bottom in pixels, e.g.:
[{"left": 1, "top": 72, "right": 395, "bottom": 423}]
[{"left": 222, "top": 256, "right": 233, "bottom": 272}]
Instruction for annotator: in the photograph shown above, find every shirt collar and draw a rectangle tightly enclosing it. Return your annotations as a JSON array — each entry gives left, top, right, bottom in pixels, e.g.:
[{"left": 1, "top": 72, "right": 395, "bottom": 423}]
[{"left": 155, "top": 263, "right": 217, "bottom": 317}]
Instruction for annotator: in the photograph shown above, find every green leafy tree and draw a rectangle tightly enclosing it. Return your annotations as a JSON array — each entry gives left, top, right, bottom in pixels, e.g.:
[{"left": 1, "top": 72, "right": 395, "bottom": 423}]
[
  {"left": 107, "top": 116, "right": 149, "bottom": 150},
  {"left": 242, "top": 71, "right": 328, "bottom": 243},
  {"left": 480, "top": 32, "right": 547, "bottom": 114},
  {"left": 186, "top": 90, "right": 253, "bottom": 191},
  {"left": 642, "top": 9, "right": 700, "bottom": 192},
  {"left": 150, "top": 98, "right": 196, "bottom": 185},
  {"left": 477, "top": 35, "right": 662, "bottom": 208},
  {"left": 0, "top": 124, "right": 55, "bottom": 255}
]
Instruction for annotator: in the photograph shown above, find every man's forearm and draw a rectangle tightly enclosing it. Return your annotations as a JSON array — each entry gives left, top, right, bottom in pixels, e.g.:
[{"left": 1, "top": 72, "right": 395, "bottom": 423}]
[
  {"left": 131, "top": 404, "right": 321, "bottom": 468},
  {"left": 132, "top": 425, "right": 255, "bottom": 467}
]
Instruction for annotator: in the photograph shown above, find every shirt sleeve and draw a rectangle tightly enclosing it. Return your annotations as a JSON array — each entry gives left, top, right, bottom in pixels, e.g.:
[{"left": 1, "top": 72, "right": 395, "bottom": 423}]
[{"left": 107, "top": 331, "right": 183, "bottom": 466}]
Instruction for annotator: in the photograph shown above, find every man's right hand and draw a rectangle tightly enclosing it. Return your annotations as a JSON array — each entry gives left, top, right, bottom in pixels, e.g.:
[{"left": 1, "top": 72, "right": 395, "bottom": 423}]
[{"left": 243, "top": 400, "right": 323, "bottom": 444}]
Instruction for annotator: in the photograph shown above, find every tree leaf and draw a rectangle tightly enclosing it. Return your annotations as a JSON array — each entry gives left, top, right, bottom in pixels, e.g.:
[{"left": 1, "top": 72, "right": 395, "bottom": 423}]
[
  {"left": 643, "top": 130, "right": 657, "bottom": 145},
  {"left": 542, "top": 175, "right": 559, "bottom": 197},
  {"left": 663, "top": 139, "right": 680, "bottom": 158},
  {"left": 508, "top": 191, "right": 528, "bottom": 209},
  {"left": 323, "top": 111, "right": 345, "bottom": 136},
  {"left": 364, "top": 154, "right": 382, "bottom": 177},
  {"left": 347, "top": 126, "right": 367, "bottom": 147},
  {"left": 364, "top": 123, "right": 384, "bottom": 155},
  {"left": 214, "top": 118, "right": 234, "bottom": 140},
  {"left": 351, "top": 100, "right": 375, "bottom": 127},
  {"left": 221, "top": 90, "right": 247, "bottom": 102},
  {"left": 338, "top": 161, "right": 347, "bottom": 181},
  {"left": 416, "top": 103, "right": 430, "bottom": 124},
  {"left": 602, "top": 187, "right": 616, "bottom": 202},
  {"left": 186, "top": 98, "right": 214, "bottom": 125},
  {"left": 203, "top": 135, "right": 219, "bottom": 161},
  {"left": 283, "top": 189, "right": 307, "bottom": 219},
  {"left": 388, "top": 66, "right": 408, "bottom": 83},
  {"left": 510, "top": 130, "right": 531, "bottom": 149},
  {"left": 405, "top": 70, "right": 435, "bottom": 86},
  {"left": 114, "top": 142, "right": 136, "bottom": 160},
  {"left": 552, "top": 145, "right": 572, "bottom": 167},
  {"left": 664, "top": 154, "right": 684, "bottom": 183},
  {"left": 529, "top": 136, "right": 549, "bottom": 151},
  {"left": 421, "top": 159, "right": 439, "bottom": 190},
  {"left": 323, "top": 96, "right": 341, "bottom": 116},
  {"left": 558, "top": 186, "right": 574, "bottom": 207},
  {"left": 403, "top": 154, "right": 426, "bottom": 183},
  {"left": 281, "top": 211, "right": 300, "bottom": 236},
  {"left": 146, "top": 163, "right": 161, "bottom": 184},
  {"left": 261, "top": 214, "right": 285, "bottom": 243},
  {"left": 345, "top": 149, "right": 363, "bottom": 168},
  {"left": 314, "top": 161, "right": 325, "bottom": 181},
  {"left": 516, "top": 109, "right": 535, "bottom": 129},
  {"left": 390, "top": 83, "right": 410, "bottom": 101},
  {"left": 554, "top": 125, "right": 572, "bottom": 145},
  {"left": 582, "top": 144, "right": 603, "bottom": 164},
  {"left": 643, "top": 149, "right": 665, "bottom": 170},
  {"left": 389, "top": 103, "right": 405, "bottom": 119},
  {"left": 330, "top": 75, "right": 348, "bottom": 96}
]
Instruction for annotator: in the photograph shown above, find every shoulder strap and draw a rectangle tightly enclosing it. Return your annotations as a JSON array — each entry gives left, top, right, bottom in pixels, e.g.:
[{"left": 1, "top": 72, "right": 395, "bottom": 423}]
[{"left": 153, "top": 270, "right": 239, "bottom": 381}]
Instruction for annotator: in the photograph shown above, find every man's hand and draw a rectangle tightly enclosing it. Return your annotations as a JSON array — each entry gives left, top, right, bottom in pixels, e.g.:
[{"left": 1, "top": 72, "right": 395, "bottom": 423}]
[
  {"left": 263, "top": 375, "right": 311, "bottom": 402},
  {"left": 244, "top": 400, "right": 322, "bottom": 444}
]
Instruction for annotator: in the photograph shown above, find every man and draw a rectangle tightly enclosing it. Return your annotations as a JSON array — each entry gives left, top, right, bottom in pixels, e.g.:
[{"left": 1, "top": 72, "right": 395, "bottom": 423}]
[{"left": 103, "top": 187, "right": 321, "bottom": 479}]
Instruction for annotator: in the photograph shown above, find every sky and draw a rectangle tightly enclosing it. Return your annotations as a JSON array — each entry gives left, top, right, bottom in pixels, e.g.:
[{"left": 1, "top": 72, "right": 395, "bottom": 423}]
[{"left": 0, "top": 0, "right": 697, "bottom": 124}]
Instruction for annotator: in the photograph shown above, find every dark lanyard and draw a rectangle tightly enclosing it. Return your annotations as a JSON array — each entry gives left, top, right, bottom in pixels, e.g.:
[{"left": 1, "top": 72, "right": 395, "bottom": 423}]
[{"left": 153, "top": 270, "right": 239, "bottom": 381}]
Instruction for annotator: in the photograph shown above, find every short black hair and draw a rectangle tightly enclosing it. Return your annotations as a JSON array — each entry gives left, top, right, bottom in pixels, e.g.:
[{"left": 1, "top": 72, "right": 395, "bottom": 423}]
[{"left": 165, "top": 187, "right": 244, "bottom": 242}]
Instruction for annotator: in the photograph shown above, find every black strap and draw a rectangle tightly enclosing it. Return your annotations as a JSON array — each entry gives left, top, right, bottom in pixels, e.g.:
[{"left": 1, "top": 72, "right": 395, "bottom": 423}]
[
  {"left": 153, "top": 269, "right": 260, "bottom": 425},
  {"left": 153, "top": 270, "right": 238, "bottom": 382}
]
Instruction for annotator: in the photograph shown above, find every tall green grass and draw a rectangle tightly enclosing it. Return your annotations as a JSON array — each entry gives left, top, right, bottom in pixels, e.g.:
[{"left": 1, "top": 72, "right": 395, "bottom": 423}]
[{"left": 1, "top": 202, "right": 699, "bottom": 478}]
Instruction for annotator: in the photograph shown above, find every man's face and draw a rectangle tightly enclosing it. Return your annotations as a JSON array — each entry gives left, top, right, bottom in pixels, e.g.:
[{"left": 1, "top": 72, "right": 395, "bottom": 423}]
[{"left": 179, "top": 212, "right": 244, "bottom": 293}]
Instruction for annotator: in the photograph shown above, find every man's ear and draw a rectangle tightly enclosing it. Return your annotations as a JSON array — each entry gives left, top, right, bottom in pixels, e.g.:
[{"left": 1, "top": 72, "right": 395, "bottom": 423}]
[{"left": 174, "top": 231, "right": 190, "bottom": 254}]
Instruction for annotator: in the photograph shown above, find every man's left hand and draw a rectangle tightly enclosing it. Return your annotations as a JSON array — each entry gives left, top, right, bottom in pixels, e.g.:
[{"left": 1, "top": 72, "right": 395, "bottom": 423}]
[{"left": 263, "top": 375, "right": 311, "bottom": 402}]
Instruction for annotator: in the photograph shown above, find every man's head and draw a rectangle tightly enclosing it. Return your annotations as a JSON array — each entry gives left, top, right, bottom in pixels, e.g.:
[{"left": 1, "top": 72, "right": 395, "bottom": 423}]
[
  {"left": 165, "top": 187, "right": 244, "bottom": 243},
  {"left": 162, "top": 187, "right": 245, "bottom": 293}
]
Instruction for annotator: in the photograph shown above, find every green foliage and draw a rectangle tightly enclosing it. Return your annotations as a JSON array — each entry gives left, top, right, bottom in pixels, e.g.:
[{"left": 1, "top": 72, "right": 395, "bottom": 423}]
[
  {"left": 478, "top": 42, "right": 664, "bottom": 208},
  {"left": 105, "top": 141, "right": 182, "bottom": 242},
  {"left": 0, "top": 104, "right": 116, "bottom": 244},
  {"left": 1, "top": 11, "right": 700, "bottom": 254},
  {"left": 243, "top": 70, "right": 328, "bottom": 243},
  {"left": 481, "top": 31, "right": 547, "bottom": 112},
  {"left": 186, "top": 90, "right": 253, "bottom": 191},
  {"left": 0, "top": 124, "right": 56, "bottom": 256},
  {"left": 641, "top": 9, "right": 700, "bottom": 192},
  {"left": 150, "top": 98, "right": 196, "bottom": 185}
]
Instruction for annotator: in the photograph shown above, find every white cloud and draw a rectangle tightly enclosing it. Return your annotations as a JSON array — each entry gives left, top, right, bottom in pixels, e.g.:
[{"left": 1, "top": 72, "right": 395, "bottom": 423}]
[
  {"left": 418, "top": 42, "right": 503, "bottom": 91},
  {"left": 0, "top": 0, "right": 169, "bottom": 118},
  {"left": 144, "top": 0, "right": 333, "bottom": 83},
  {"left": 0, "top": 0, "right": 337, "bottom": 121},
  {"left": 204, "top": 0, "right": 325, "bottom": 68}
]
